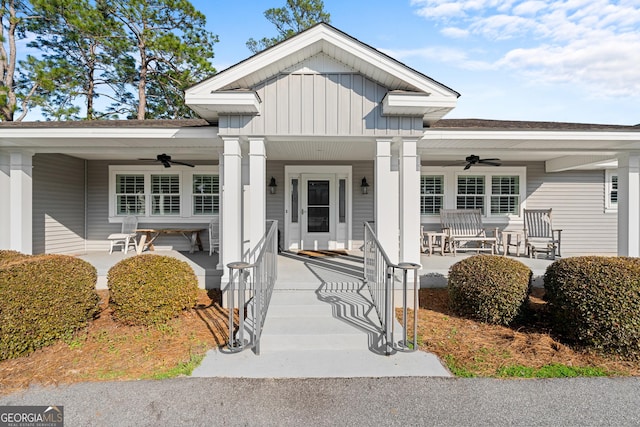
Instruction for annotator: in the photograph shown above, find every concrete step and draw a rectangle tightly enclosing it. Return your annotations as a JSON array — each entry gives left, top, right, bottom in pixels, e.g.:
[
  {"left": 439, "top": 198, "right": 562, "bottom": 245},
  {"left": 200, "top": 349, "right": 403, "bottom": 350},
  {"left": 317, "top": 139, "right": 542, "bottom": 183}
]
[
  {"left": 258, "top": 333, "right": 371, "bottom": 352},
  {"left": 191, "top": 348, "right": 451, "bottom": 378}
]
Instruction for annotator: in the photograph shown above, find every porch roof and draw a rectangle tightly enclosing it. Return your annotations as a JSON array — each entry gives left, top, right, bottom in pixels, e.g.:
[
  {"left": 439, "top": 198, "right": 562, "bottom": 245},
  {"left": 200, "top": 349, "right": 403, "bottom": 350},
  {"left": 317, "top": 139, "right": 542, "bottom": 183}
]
[
  {"left": 421, "top": 119, "right": 640, "bottom": 171},
  {"left": 1, "top": 118, "right": 639, "bottom": 168}
]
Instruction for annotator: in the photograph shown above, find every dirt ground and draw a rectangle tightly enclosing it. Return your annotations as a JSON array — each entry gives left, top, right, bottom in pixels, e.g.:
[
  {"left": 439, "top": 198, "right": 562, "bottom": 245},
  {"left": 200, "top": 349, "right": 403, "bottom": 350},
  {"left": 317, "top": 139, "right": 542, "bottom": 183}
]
[{"left": 2, "top": 288, "right": 639, "bottom": 396}]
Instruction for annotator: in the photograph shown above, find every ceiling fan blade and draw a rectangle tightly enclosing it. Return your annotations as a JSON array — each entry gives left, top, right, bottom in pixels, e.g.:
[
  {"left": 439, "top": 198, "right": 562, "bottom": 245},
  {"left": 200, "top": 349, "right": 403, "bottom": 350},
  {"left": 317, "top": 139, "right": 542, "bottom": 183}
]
[
  {"left": 169, "top": 160, "right": 195, "bottom": 167},
  {"left": 464, "top": 163, "right": 472, "bottom": 170},
  {"left": 479, "top": 160, "right": 501, "bottom": 166},
  {"left": 481, "top": 158, "right": 500, "bottom": 161}
]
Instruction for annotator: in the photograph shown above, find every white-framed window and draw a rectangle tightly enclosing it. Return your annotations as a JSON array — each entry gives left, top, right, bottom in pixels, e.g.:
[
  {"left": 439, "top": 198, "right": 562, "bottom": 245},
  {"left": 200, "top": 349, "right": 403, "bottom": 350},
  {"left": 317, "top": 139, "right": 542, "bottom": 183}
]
[
  {"left": 420, "top": 166, "right": 526, "bottom": 222},
  {"left": 605, "top": 170, "right": 618, "bottom": 212},
  {"left": 457, "top": 175, "right": 485, "bottom": 212},
  {"left": 109, "top": 165, "right": 219, "bottom": 223},
  {"left": 420, "top": 175, "right": 444, "bottom": 215},
  {"left": 192, "top": 174, "right": 220, "bottom": 215}
]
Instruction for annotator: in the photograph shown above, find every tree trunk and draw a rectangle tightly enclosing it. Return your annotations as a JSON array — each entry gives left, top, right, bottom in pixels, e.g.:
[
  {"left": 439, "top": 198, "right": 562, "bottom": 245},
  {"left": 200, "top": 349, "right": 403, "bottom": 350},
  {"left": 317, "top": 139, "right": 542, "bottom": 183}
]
[{"left": 0, "top": 0, "right": 18, "bottom": 121}]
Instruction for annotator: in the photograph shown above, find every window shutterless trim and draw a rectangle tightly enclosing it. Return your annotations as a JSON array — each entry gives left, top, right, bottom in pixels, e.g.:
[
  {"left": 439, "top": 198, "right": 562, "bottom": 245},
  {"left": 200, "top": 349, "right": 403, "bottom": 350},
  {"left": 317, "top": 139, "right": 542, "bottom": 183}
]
[{"left": 108, "top": 165, "right": 219, "bottom": 223}]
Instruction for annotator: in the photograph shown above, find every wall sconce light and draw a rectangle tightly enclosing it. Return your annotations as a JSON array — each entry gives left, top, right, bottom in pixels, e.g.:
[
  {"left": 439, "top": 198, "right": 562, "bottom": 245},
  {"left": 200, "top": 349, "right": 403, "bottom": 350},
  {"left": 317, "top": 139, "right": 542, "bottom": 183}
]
[
  {"left": 361, "top": 177, "right": 370, "bottom": 195},
  {"left": 268, "top": 176, "right": 277, "bottom": 194}
]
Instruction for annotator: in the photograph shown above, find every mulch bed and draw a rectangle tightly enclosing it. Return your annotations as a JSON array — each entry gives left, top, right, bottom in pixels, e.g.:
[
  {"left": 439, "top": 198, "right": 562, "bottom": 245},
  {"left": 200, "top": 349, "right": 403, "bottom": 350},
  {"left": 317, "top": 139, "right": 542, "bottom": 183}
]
[
  {"left": 411, "top": 288, "right": 640, "bottom": 376},
  {"left": 0, "top": 290, "right": 230, "bottom": 396}
]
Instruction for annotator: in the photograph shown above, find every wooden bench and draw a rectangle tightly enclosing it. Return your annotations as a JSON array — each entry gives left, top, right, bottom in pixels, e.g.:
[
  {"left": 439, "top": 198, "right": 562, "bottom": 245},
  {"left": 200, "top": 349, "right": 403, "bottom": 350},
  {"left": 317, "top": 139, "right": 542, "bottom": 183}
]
[{"left": 439, "top": 209, "right": 498, "bottom": 255}]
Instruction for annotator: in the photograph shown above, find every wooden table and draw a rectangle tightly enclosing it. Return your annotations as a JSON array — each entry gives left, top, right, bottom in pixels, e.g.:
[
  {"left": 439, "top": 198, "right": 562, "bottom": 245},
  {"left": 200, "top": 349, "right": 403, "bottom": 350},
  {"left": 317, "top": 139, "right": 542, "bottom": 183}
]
[
  {"left": 135, "top": 228, "right": 205, "bottom": 255},
  {"left": 500, "top": 230, "right": 523, "bottom": 256}
]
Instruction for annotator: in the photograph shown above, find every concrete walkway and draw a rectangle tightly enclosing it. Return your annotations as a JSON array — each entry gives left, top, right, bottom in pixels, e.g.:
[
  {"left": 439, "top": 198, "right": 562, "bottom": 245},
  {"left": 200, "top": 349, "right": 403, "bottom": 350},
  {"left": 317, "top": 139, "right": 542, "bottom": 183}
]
[{"left": 192, "top": 251, "right": 450, "bottom": 378}]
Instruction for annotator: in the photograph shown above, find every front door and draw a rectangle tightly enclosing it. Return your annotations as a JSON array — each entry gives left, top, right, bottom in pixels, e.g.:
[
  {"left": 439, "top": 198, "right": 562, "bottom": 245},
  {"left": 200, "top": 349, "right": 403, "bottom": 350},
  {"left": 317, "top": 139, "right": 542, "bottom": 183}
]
[
  {"left": 302, "top": 176, "right": 333, "bottom": 250},
  {"left": 284, "top": 166, "right": 352, "bottom": 251}
]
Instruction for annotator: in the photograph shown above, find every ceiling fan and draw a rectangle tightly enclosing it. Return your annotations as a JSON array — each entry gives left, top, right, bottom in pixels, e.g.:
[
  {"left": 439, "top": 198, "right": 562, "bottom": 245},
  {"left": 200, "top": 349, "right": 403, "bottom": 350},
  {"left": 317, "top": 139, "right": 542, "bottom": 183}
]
[
  {"left": 138, "top": 153, "right": 195, "bottom": 168},
  {"left": 463, "top": 154, "right": 501, "bottom": 170}
]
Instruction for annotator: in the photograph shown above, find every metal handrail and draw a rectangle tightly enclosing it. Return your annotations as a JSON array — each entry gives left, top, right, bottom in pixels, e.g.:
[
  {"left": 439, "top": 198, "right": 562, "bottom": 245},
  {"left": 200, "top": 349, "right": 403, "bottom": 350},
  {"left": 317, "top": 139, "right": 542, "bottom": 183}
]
[
  {"left": 363, "top": 222, "right": 420, "bottom": 355},
  {"left": 226, "top": 220, "right": 278, "bottom": 354}
]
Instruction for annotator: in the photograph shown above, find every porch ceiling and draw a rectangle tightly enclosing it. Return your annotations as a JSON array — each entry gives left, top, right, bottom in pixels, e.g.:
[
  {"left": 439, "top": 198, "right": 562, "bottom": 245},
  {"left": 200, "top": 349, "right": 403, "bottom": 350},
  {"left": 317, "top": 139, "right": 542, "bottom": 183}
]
[{"left": 265, "top": 137, "right": 374, "bottom": 161}]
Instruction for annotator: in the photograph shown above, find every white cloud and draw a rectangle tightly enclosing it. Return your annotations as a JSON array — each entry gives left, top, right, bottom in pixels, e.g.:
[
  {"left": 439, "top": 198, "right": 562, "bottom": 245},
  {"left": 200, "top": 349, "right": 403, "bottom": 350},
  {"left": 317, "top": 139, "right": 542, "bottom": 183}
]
[
  {"left": 413, "top": 2, "right": 465, "bottom": 18},
  {"left": 513, "top": 1, "right": 546, "bottom": 15},
  {"left": 383, "top": 46, "right": 494, "bottom": 70},
  {"left": 410, "top": 0, "right": 640, "bottom": 97},
  {"left": 440, "top": 27, "right": 470, "bottom": 38}
]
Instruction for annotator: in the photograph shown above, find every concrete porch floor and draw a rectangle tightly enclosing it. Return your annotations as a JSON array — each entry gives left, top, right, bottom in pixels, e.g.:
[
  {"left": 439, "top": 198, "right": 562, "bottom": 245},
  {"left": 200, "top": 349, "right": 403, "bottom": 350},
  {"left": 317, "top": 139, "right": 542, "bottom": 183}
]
[
  {"left": 78, "top": 249, "right": 222, "bottom": 289},
  {"left": 419, "top": 252, "right": 555, "bottom": 287}
]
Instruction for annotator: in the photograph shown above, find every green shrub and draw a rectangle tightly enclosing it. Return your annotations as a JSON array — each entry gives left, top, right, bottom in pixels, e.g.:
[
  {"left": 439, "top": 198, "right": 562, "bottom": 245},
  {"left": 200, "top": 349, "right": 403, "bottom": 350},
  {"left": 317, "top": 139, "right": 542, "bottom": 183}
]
[
  {"left": 544, "top": 256, "right": 640, "bottom": 359},
  {"left": 108, "top": 255, "right": 198, "bottom": 326},
  {"left": 448, "top": 255, "right": 532, "bottom": 325},
  {"left": 0, "top": 255, "right": 100, "bottom": 361}
]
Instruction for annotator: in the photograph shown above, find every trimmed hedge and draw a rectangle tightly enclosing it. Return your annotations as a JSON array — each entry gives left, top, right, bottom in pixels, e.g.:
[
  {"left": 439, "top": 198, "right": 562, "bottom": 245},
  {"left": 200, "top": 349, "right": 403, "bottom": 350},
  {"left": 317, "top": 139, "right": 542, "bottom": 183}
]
[
  {"left": 0, "top": 255, "right": 100, "bottom": 361},
  {"left": 544, "top": 256, "right": 640, "bottom": 358},
  {"left": 0, "top": 250, "right": 30, "bottom": 266},
  {"left": 448, "top": 255, "right": 532, "bottom": 325},
  {"left": 108, "top": 255, "right": 198, "bottom": 326}
]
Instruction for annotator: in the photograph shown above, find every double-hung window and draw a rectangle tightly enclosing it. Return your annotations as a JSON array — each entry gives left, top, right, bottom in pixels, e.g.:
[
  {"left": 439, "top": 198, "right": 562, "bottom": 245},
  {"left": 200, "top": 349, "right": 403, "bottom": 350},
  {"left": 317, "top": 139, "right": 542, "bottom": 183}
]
[
  {"left": 115, "top": 174, "right": 145, "bottom": 215},
  {"left": 109, "top": 166, "right": 219, "bottom": 222},
  {"left": 193, "top": 174, "right": 220, "bottom": 215},
  {"left": 457, "top": 176, "right": 485, "bottom": 213},
  {"left": 490, "top": 176, "right": 519, "bottom": 215},
  {"left": 151, "top": 174, "right": 180, "bottom": 216},
  {"left": 421, "top": 166, "right": 526, "bottom": 221},
  {"left": 420, "top": 175, "right": 444, "bottom": 215}
]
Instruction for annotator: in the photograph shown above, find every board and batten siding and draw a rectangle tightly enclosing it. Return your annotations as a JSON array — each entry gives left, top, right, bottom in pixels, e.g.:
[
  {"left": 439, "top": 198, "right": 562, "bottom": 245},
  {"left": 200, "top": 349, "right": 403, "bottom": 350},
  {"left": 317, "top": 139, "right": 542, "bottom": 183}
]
[
  {"left": 526, "top": 162, "right": 617, "bottom": 256},
  {"left": 32, "top": 154, "right": 86, "bottom": 254},
  {"left": 219, "top": 73, "right": 423, "bottom": 137},
  {"left": 266, "top": 161, "right": 374, "bottom": 246}
]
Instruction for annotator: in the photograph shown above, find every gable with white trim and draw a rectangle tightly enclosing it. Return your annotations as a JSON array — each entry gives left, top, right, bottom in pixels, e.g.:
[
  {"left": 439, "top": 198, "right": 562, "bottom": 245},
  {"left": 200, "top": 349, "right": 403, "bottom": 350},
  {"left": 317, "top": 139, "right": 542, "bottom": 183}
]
[{"left": 185, "top": 23, "right": 459, "bottom": 131}]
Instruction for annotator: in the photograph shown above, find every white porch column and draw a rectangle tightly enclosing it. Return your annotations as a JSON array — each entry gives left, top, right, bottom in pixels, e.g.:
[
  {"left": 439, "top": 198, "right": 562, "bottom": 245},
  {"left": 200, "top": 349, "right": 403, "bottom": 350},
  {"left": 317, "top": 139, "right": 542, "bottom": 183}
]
[
  {"left": 9, "top": 151, "right": 33, "bottom": 254},
  {"left": 617, "top": 152, "right": 640, "bottom": 256},
  {"left": 248, "top": 138, "right": 266, "bottom": 260},
  {"left": 399, "top": 138, "right": 421, "bottom": 266},
  {"left": 216, "top": 149, "right": 224, "bottom": 270},
  {"left": 221, "top": 138, "right": 243, "bottom": 282},
  {"left": 375, "top": 138, "right": 399, "bottom": 263},
  {"left": 0, "top": 152, "right": 10, "bottom": 250}
]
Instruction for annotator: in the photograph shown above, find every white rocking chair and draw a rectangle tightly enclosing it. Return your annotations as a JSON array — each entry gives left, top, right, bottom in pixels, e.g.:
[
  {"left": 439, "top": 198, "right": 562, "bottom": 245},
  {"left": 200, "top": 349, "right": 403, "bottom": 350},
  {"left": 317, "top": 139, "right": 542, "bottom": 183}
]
[{"left": 108, "top": 216, "right": 138, "bottom": 254}]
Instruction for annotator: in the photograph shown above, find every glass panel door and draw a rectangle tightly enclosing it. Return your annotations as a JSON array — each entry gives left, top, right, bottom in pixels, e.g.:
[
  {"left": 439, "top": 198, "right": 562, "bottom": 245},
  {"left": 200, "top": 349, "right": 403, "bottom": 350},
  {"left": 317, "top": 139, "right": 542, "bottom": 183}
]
[{"left": 307, "top": 180, "right": 330, "bottom": 233}]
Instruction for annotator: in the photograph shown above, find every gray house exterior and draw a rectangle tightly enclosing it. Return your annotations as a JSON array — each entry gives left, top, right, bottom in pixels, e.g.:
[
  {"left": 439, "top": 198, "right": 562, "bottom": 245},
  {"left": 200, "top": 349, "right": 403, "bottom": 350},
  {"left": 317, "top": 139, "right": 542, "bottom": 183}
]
[{"left": 1, "top": 23, "right": 639, "bottom": 287}]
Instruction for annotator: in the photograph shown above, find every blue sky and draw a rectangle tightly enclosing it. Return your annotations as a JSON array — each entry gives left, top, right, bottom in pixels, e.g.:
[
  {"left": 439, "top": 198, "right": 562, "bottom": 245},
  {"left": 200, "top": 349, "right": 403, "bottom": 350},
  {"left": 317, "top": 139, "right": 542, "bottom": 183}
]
[{"left": 196, "top": 0, "right": 640, "bottom": 125}]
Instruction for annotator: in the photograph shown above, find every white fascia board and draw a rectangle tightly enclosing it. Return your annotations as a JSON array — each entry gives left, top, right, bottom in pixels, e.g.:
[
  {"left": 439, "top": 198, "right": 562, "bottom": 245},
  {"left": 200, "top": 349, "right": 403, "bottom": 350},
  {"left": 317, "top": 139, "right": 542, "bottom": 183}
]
[
  {"left": 186, "top": 30, "right": 325, "bottom": 95},
  {"left": 382, "top": 92, "right": 457, "bottom": 115},
  {"left": 185, "top": 91, "right": 261, "bottom": 114},
  {"left": 318, "top": 30, "right": 457, "bottom": 98},
  {"left": 545, "top": 155, "right": 618, "bottom": 172},
  {"left": 0, "top": 126, "right": 218, "bottom": 143},
  {"left": 187, "top": 24, "right": 459, "bottom": 100},
  {"left": 422, "top": 130, "right": 640, "bottom": 142}
]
